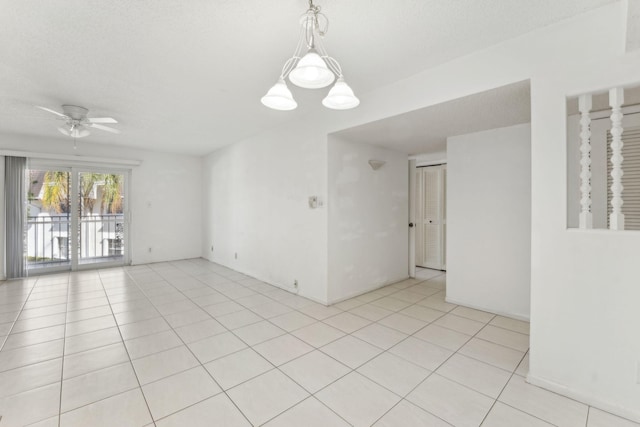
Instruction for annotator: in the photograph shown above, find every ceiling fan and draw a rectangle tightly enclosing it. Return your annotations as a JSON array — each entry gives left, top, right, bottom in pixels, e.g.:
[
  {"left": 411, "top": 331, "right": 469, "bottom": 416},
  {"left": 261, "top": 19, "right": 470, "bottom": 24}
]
[{"left": 36, "top": 105, "right": 120, "bottom": 138}]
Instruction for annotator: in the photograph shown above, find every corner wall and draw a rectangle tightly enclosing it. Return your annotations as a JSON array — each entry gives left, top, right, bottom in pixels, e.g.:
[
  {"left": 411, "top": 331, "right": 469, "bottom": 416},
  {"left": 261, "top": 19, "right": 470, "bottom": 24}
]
[
  {"left": 327, "top": 136, "right": 408, "bottom": 303},
  {"left": 446, "top": 124, "right": 532, "bottom": 320},
  {"left": 201, "top": 123, "right": 328, "bottom": 303},
  {"left": 529, "top": 54, "right": 640, "bottom": 422}
]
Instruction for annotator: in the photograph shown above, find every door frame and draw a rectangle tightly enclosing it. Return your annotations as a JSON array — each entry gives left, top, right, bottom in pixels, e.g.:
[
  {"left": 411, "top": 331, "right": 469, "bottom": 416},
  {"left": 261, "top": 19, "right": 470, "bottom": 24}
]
[
  {"left": 411, "top": 161, "right": 447, "bottom": 272},
  {"left": 73, "top": 167, "right": 132, "bottom": 271},
  {"left": 408, "top": 159, "right": 417, "bottom": 278}
]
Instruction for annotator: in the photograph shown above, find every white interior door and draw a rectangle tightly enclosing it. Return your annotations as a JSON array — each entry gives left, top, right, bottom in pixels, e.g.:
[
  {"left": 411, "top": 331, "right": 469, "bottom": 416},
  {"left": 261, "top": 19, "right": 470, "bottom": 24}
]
[{"left": 415, "top": 165, "right": 446, "bottom": 270}]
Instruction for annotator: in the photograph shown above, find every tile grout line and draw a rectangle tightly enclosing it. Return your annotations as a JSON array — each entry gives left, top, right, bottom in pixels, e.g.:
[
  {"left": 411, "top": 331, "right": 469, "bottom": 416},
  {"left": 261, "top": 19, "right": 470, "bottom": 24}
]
[
  {"left": 477, "top": 348, "right": 542, "bottom": 427},
  {"left": 3, "top": 263, "right": 545, "bottom": 427},
  {"left": 151, "top": 260, "right": 355, "bottom": 426},
  {"left": 368, "top": 312, "right": 499, "bottom": 426},
  {"left": 98, "top": 270, "right": 158, "bottom": 427},
  {"left": 0, "top": 278, "right": 39, "bottom": 352},
  {"left": 56, "top": 273, "right": 71, "bottom": 427},
  {"left": 123, "top": 264, "right": 255, "bottom": 427},
  {"left": 190, "top": 264, "right": 355, "bottom": 427},
  {"left": 204, "top": 275, "right": 457, "bottom": 425},
  {"left": 257, "top": 284, "right": 458, "bottom": 426},
  {"left": 6, "top": 262, "right": 632, "bottom": 427}
]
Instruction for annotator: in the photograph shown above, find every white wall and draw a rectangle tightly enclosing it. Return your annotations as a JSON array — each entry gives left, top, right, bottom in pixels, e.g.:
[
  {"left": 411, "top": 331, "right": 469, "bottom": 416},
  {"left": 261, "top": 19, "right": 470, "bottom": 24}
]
[
  {"left": 327, "top": 136, "right": 408, "bottom": 303},
  {"left": 0, "top": 134, "right": 202, "bottom": 266},
  {"left": 529, "top": 56, "right": 640, "bottom": 423},
  {"left": 129, "top": 150, "right": 202, "bottom": 264},
  {"left": 446, "top": 124, "right": 532, "bottom": 320},
  {"left": 201, "top": 122, "right": 329, "bottom": 303}
]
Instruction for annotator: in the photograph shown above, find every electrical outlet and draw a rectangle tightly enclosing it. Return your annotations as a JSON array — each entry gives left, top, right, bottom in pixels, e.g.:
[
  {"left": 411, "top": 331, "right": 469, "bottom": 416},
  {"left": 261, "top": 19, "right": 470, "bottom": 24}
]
[
  {"left": 294, "top": 279, "right": 298, "bottom": 288},
  {"left": 148, "top": 247, "right": 152, "bottom": 253},
  {"left": 210, "top": 245, "right": 214, "bottom": 252},
  {"left": 308, "top": 196, "right": 318, "bottom": 209},
  {"left": 235, "top": 252, "right": 238, "bottom": 260}
]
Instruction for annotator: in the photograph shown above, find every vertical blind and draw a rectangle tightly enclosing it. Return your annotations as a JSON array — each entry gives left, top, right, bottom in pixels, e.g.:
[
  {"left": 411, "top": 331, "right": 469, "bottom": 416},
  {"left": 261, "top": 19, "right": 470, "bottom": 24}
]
[
  {"left": 607, "top": 126, "right": 640, "bottom": 230},
  {"left": 5, "top": 156, "right": 27, "bottom": 278}
]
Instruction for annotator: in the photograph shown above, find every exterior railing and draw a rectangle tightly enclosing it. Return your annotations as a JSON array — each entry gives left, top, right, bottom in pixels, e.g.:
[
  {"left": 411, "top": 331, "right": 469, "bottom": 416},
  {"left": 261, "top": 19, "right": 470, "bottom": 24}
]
[
  {"left": 27, "top": 214, "right": 124, "bottom": 267},
  {"left": 79, "top": 214, "right": 124, "bottom": 259},
  {"left": 27, "top": 215, "right": 70, "bottom": 266}
]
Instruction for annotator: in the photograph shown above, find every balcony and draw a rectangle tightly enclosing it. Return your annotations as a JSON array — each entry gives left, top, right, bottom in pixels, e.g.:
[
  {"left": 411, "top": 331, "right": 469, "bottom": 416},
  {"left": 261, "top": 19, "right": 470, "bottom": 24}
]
[{"left": 27, "top": 214, "right": 124, "bottom": 270}]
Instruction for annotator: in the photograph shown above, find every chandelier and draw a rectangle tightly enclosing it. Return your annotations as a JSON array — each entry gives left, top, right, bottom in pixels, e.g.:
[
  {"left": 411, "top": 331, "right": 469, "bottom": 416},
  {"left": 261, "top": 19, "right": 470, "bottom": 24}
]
[{"left": 261, "top": 0, "right": 360, "bottom": 111}]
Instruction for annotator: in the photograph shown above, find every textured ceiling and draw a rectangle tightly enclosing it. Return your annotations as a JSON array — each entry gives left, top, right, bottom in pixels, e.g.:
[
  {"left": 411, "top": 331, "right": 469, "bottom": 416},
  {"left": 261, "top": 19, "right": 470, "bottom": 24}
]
[
  {"left": 333, "top": 81, "right": 531, "bottom": 155},
  {"left": 0, "top": 0, "right": 617, "bottom": 155}
]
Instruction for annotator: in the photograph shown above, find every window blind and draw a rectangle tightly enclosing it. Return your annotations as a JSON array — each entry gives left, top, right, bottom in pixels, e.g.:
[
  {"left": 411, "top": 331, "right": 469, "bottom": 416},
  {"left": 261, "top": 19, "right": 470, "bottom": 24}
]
[{"left": 607, "top": 126, "right": 640, "bottom": 230}]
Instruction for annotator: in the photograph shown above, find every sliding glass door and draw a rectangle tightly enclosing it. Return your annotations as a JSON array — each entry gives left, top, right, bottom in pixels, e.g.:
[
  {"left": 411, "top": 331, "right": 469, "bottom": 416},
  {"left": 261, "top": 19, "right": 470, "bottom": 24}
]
[
  {"left": 26, "top": 165, "right": 130, "bottom": 274},
  {"left": 27, "top": 168, "right": 72, "bottom": 272},
  {"left": 78, "top": 171, "right": 126, "bottom": 266}
]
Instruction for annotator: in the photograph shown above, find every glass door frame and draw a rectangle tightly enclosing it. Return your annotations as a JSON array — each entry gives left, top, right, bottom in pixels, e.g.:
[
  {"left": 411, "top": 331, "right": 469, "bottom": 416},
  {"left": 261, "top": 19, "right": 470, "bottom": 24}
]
[
  {"left": 26, "top": 159, "right": 132, "bottom": 275},
  {"left": 73, "top": 167, "right": 131, "bottom": 271}
]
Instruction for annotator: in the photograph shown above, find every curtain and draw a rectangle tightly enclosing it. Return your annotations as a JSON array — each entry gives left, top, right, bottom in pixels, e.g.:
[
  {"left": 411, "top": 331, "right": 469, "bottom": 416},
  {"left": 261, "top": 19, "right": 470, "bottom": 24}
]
[{"left": 5, "top": 156, "right": 26, "bottom": 278}]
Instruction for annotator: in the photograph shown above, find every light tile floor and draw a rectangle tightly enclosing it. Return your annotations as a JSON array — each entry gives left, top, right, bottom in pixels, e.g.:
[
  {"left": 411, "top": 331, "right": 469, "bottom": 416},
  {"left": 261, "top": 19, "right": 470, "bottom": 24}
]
[{"left": 0, "top": 259, "right": 638, "bottom": 426}]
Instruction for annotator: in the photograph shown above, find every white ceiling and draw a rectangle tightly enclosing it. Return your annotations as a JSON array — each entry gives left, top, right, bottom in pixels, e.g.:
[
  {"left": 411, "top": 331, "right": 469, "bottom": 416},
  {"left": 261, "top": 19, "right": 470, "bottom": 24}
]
[
  {"left": 0, "top": 0, "right": 616, "bottom": 155},
  {"left": 333, "top": 80, "right": 531, "bottom": 155}
]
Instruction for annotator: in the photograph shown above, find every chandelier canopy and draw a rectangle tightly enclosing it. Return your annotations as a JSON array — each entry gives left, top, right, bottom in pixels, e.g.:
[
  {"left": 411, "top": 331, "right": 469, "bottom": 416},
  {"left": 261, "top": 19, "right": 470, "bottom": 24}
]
[{"left": 261, "top": 0, "right": 359, "bottom": 111}]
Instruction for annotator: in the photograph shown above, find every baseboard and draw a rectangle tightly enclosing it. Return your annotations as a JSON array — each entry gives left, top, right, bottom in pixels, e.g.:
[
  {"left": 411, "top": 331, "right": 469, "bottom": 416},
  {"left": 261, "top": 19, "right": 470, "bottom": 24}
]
[
  {"left": 205, "top": 256, "right": 330, "bottom": 305},
  {"left": 527, "top": 374, "right": 640, "bottom": 424},
  {"left": 445, "top": 296, "right": 530, "bottom": 321},
  {"left": 327, "top": 275, "right": 411, "bottom": 305}
]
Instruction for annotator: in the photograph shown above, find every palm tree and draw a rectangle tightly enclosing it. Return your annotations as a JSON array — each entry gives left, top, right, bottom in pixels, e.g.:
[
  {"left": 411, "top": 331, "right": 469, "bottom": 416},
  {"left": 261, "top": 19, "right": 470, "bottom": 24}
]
[
  {"left": 41, "top": 172, "right": 123, "bottom": 215},
  {"left": 79, "top": 173, "right": 102, "bottom": 214},
  {"left": 41, "top": 171, "right": 70, "bottom": 213},
  {"left": 101, "top": 174, "right": 123, "bottom": 214}
]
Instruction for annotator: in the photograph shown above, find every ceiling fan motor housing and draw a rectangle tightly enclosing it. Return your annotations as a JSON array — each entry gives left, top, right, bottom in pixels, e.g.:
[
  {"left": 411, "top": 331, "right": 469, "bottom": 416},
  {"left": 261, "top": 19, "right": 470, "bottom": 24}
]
[{"left": 62, "top": 105, "right": 89, "bottom": 120}]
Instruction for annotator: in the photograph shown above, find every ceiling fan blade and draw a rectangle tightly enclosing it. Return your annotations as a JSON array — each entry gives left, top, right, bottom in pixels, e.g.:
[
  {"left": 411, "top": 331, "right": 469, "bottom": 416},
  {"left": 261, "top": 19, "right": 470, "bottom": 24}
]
[
  {"left": 89, "top": 123, "right": 120, "bottom": 134},
  {"left": 36, "top": 106, "right": 68, "bottom": 118},
  {"left": 88, "top": 117, "right": 118, "bottom": 124}
]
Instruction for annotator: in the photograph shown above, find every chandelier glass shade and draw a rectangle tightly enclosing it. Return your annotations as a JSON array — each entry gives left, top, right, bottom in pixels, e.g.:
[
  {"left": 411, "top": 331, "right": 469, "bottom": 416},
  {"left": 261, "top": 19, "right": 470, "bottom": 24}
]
[
  {"left": 322, "top": 77, "right": 360, "bottom": 110},
  {"left": 260, "top": 78, "right": 298, "bottom": 111},
  {"left": 261, "top": 1, "right": 359, "bottom": 111},
  {"left": 288, "top": 49, "right": 335, "bottom": 89}
]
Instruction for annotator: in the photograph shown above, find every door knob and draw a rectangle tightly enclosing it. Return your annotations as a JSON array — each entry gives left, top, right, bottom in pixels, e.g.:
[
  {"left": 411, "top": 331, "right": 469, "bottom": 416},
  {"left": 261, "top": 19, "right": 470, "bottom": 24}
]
[{"left": 409, "top": 223, "right": 414, "bottom": 228}]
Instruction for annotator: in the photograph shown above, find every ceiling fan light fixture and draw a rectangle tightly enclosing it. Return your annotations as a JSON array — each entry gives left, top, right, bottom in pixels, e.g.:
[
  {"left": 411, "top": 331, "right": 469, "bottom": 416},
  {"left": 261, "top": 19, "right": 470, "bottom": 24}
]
[
  {"left": 58, "top": 125, "right": 90, "bottom": 138},
  {"left": 322, "top": 77, "right": 360, "bottom": 110},
  {"left": 261, "top": 78, "right": 298, "bottom": 111},
  {"left": 288, "top": 49, "right": 335, "bottom": 89}
]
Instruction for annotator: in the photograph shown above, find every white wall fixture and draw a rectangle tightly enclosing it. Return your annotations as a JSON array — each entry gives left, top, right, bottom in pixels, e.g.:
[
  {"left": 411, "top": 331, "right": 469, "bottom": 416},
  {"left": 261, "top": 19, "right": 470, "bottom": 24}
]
[
  {"left": 368, "top": 159, "right": 386, "bottom": 170},
  {"left": 261, "top": 0, "right": 359, "bottom": 111}
]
